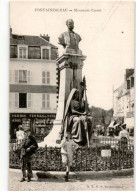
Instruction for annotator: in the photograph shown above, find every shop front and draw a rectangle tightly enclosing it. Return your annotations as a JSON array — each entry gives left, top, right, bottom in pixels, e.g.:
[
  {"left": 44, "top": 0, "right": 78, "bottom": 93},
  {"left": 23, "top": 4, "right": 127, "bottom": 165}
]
[{"left": 10, "top": 113, "right": 56, "bottom": 140}]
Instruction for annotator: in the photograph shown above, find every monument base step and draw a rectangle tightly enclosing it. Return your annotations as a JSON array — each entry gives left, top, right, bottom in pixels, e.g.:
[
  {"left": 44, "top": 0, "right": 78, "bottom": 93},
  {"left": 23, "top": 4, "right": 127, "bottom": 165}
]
[{"left": 36, "top": 169, "right": 133, "bottom": 181}]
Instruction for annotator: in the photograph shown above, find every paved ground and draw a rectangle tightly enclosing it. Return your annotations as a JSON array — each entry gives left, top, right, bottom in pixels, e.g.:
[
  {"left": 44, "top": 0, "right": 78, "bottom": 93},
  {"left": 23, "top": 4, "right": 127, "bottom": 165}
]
[{"left": 9, "top": 169, "right": 134, "bottom": 191}]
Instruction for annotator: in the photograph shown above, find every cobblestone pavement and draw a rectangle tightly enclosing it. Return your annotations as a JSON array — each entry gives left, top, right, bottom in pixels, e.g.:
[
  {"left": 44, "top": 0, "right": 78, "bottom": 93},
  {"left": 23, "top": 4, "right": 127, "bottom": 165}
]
[{"left": 9, "top": 169, "right": 134, "bottom": 191}]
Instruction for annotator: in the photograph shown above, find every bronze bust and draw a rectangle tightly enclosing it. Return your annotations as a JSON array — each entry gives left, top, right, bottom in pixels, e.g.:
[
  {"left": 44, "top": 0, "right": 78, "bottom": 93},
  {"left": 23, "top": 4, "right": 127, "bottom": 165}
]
[{"left": 58, "top": 19, "right": 82, "bottom": 54}]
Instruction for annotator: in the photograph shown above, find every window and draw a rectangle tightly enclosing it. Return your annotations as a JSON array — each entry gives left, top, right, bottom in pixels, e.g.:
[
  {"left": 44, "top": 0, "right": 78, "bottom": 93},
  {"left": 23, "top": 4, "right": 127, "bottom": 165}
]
[
  {"left": 14, "top": 93, "right": 31, "bottom": 108},
  {"left": 19, "top": 93, "right": 27, "bottom": 108},
  {"left": 14, "top": 70, "right": 31, "bottom": 84},
  {"left": 42, "top": 94, "right": 50, "bottom": 109},
  {"left": 19, "top": 47, "right": 27, "bottom": 58},
  {"left": 127, "top": 80, "right": 130, "bottom": 89},
  {"left": 27, "top": 71, "right": 31, "bottom": 83},
  {"left": 42, "top": 49, "right": 49, "bottom": 59},
  {"left": 131, "top": 77, "right": 134, "bottom": 88},
  {"left": 15, "top": 93, "right": 19, "bottom": 108},
  {"left": 27, "top": 93, "right": 31, "bottom": 108},
  {"left": 42, "top": 71, "right": 50, "bottom": 84},
  {"left": 15, "top": 70, "right": 19, "bottom": 83},
  {"left": 9, "top": 70, "right": 12, "bottom": 83},
  {"left": 19, "top": 70, "right": 27, "bottom": 83}
]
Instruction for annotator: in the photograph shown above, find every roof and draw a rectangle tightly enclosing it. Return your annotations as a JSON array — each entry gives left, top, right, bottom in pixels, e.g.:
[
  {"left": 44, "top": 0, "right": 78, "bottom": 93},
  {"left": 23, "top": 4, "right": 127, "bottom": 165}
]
[
  {"left": 10, "top": 34, "right": 58, "bottom": 49},
  {"left": 114, "top": 83, "right": 127, "bottom": 93},
  {"left": 126, "top": 69, "right": 134, "bottom": 80}
]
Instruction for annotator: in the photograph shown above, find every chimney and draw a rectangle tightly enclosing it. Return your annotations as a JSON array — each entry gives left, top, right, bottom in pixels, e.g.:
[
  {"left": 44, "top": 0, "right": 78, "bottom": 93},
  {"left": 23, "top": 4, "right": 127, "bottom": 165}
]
[
  {"left": 40, "top": 34, "right": 50, "bottom": 42},
  {"left": 10, "top": 27, "right": 12, "bottom": 38}
]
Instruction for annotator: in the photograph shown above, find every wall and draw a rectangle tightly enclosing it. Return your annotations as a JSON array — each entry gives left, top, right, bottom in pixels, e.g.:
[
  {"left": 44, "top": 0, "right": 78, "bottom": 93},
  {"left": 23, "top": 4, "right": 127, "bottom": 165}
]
[
  {"left": 9, "top": 59, "right": 57, "bottom": 113},
  {"left": 9, "top": 93, "right": 57, "bottom": 113},
  {"left": 10, "top": 59, "right": 57, "bottom": 86}
]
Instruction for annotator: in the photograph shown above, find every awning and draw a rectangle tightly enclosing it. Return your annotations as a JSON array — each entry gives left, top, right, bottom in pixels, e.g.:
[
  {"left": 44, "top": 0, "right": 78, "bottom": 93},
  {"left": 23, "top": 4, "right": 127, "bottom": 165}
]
[{"left": 125, "top": 117, "right": 134, "bottom": 128}]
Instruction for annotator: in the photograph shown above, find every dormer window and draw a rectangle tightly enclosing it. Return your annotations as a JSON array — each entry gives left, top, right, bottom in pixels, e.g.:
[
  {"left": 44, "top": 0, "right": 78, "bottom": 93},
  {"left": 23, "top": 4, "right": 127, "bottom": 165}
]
[
  {"left": 41, "top": 46, "right": 50, "bottom": 60},
  {"left": 18, "top": 45, "right": 28, "bottom": 59},
  {"left": 42, "top": 49, "right": 49, "bottom": 59}
]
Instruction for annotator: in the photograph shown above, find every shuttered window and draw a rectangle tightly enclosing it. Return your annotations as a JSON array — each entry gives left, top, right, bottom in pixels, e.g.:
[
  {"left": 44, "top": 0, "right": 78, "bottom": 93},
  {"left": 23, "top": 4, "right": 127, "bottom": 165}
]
[
  {"left": 9, "top": 70, "right": 12, "bottom": 83},
  {"left": 42, "top": 71, "right": 50, "bottom": 84},
  {"left": 15, "top": 93, "right": 19, "bottom": 108},
  {"left": 127, "top": 80, "right": 130, "bottom": 89},
  {"left": 131, "top": 77, "right": 134, "bottom": 88},
  {"left": 14, "top": 70, "right": 31, "bottom": 84},
  {"left": 42, "top": 93, "right": 50, "bottom": 109},
  {"left": 27, "top": 71, "right": 31, "bottom": 84},
  {"left": 27, "top": 93, "right": 31, "bottom": 108},
  {"left": 14, "top": 70, "right": 19, "bottom": 83}
]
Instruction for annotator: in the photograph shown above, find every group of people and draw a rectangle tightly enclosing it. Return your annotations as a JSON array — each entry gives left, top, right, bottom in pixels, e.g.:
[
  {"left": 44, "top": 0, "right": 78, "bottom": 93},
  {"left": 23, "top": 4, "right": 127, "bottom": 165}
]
[
  {"left": 15, "top": 125, "right": 80, "bottom": 183},
  {"left": 108, "top": 123, "right": 130, "bottom": 139},
  {"left": 93, "top": 122, "right": 130, "bottom": 140},
  {"left": 14, "top": 88, "right": 92, "bottom": 183}
]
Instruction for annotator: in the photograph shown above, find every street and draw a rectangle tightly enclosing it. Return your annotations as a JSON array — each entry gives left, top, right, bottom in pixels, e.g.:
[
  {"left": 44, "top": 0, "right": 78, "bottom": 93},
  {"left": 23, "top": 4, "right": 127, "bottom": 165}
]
[{"left": 9, "top": 169, "right": 134, "bottom": 191}]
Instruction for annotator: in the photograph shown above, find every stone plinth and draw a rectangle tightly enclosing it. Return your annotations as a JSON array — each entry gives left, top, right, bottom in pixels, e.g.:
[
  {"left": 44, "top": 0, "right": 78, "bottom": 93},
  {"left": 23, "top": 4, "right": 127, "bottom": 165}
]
[{"left": 39, "top": 53, "right": 86, "bottom": 147}]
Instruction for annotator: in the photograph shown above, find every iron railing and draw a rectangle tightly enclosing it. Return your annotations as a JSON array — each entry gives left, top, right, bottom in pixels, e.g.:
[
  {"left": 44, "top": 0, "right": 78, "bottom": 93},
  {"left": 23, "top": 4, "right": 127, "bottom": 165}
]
[{"left": 9, "top": 137, "right": 134, "bottom": 171}]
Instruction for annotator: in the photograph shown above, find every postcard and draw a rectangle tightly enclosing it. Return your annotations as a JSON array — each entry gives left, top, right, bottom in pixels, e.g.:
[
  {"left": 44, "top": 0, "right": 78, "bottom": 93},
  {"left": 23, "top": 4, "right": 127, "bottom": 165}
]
[{"left": 9, "top": 0, "right": 134, "bottom": 191}]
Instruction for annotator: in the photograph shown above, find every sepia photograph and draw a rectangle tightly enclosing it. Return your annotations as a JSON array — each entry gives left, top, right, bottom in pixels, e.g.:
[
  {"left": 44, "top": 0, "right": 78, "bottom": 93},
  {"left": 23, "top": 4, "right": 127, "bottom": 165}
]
[{"left": 9, "top": 0, "right": 134, "bottom": 191}]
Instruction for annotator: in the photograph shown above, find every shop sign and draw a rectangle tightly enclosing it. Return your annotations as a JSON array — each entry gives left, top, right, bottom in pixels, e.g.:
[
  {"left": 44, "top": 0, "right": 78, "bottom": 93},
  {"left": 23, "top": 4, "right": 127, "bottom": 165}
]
[
  {"left": 29, "top": 114, "right": 55, "bottom": 118},
  {"left": 11, "top": 114, "right": 26, "bottom": 118},
  {"left": 101, "top": 149, "right": 111, "bottom": 157},
  {"left": 12, "top": 118, "right": 22, "bottom": 122},
  {"left": 11, "top": 113, "right": 56, "bottom": 118}
]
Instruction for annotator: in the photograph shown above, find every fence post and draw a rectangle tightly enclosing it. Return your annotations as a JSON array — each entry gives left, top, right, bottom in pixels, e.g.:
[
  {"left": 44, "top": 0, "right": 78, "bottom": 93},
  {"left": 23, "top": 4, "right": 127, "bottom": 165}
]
[
  {"left": 118, "top": 147, "right": 121, "bottom": 170},
  {"left": 80, "top": 147, "right": 82, "bottom": 171},
  {"left": 76, "top": 150, "right": 79, "bottom": 170},
  {"left": 95, "top": 145, "right": 98, "bottom": 171},
  {"left": 86, "top": 148, "right": 87, "bottom": 171}
]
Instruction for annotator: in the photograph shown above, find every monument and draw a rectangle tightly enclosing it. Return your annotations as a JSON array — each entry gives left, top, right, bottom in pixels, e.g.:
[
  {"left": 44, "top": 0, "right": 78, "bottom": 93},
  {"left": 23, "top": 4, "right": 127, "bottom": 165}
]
[
  {"left": 58, "top": 19, "right": 82, "bottom": 54},
  {"left": 39, "top": 19, "right": 91, "bottom": 147}
]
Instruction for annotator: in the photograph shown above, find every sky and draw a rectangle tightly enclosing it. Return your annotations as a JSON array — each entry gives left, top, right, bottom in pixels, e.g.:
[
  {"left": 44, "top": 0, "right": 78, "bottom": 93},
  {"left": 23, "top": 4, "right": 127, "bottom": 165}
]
[{"left": 10, "top": 0, "right": 134, "bottom": 110}]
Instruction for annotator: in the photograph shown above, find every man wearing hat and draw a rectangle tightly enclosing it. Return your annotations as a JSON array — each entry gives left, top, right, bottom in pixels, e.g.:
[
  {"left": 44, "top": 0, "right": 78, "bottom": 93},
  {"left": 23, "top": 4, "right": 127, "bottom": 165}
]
[{"left": 20, "top": 128, "right": 38, "bottom": 182}]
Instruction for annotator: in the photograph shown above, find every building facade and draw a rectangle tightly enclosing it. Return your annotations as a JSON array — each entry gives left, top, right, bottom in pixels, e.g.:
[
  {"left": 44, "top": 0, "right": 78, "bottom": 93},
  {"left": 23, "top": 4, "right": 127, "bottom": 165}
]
[
  {"left": 113, "top": 69, "right": 134, "bottom": 130},
  {"left": 9, "top": 28, "right": 58, "bottom": 139}
]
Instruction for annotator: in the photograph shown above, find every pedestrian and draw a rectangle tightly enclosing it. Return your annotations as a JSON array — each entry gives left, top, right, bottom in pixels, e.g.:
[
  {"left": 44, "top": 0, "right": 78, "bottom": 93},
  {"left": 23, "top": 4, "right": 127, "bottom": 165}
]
[
  {"left": 119, "top": 123, "right": 129, "bottom": 139},
  {"left": 20, "top": 128, "right": 38, "bottom": 182},
  {"left": 60, "top": 133, "right": 78, "bottom": 182},
  {"left": 119, "top": 123, "right": 129, "bottom": 149},
  {"left": 16, "top": 125, "right": 25, "bottom": 144}
]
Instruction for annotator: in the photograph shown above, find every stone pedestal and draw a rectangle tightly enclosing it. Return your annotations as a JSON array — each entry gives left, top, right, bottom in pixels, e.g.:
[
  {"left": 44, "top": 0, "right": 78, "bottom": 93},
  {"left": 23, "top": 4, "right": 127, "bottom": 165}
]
[{"left": 39, "top": 53, "right": 86, "bottom": 147}]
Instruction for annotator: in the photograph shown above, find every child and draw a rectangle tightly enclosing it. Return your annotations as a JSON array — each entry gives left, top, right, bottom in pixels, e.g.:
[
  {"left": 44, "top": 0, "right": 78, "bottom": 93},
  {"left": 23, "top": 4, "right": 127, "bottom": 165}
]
[
  {"left": 60, "top": 133, "right": 78, "bottom": 182},
  {"left": 16, "top": 125, "right": 25, "bottom": 145}
]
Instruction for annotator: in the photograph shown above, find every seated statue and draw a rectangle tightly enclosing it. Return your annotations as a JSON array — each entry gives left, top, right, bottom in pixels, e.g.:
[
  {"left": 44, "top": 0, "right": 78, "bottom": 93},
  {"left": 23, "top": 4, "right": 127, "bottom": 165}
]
[{"left": 59, "top": 88, "right": 93, "bottom": 146}]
